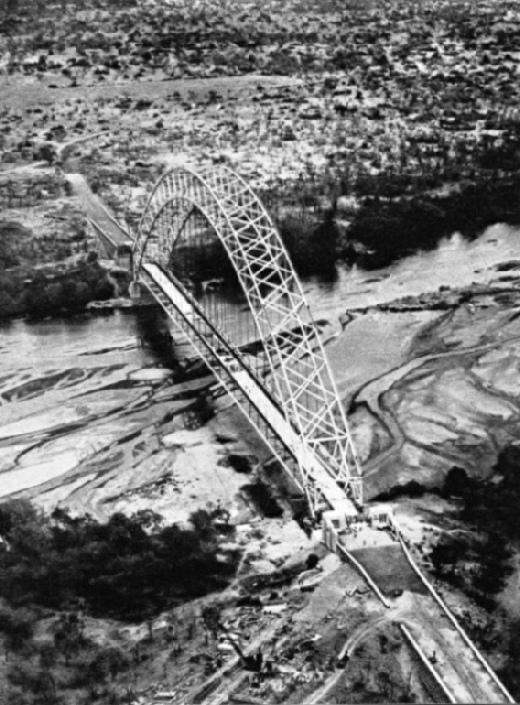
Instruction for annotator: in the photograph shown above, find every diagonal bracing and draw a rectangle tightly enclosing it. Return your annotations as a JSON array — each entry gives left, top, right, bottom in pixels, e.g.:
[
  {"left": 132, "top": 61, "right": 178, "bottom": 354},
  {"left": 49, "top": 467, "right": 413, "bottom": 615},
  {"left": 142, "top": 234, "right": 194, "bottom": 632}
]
[{"left": 133, "top": 165, "right": 363, "bottom": 512}]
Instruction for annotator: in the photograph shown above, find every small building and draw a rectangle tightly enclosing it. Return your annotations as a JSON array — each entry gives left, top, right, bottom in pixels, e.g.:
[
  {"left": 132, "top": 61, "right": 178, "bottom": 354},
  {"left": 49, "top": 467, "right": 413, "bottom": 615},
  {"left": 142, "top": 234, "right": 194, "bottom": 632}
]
[
  {"left": 367, "top": 504, "right": 394, "bottom": 529},
  {"left": 322, "top": 499, "right": 358, "bottom": 552},
  {"left": 116, "top": 244, "right": 133, "bottom": 271}
]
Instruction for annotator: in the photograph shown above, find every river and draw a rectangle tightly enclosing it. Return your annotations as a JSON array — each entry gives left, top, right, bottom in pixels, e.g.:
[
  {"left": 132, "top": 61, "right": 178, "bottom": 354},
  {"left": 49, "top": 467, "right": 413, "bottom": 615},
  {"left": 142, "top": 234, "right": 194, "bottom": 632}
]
[{"left": 1, "top": 223, "right": 518, "bottom": 515}]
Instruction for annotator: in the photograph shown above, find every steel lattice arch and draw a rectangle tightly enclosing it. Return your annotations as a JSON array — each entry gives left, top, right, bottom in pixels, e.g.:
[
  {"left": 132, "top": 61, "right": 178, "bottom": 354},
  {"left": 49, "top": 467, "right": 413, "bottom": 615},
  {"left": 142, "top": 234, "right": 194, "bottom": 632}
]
[{"left": 133, "top": 164, "right": 363, "bottom": 514}]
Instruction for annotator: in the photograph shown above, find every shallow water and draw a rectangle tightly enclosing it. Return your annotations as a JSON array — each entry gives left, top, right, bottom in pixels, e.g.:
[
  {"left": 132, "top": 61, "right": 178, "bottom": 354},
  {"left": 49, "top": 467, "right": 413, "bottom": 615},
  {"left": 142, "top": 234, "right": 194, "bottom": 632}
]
[
  {"left": 0, "top": 311, "right": 163, "bottom": 498},
  {"left": 303, "top": 222, "right": 520, "bottom": 319},
  {"left": 1, "top": 223, "right": 518, "bottom": 501}
]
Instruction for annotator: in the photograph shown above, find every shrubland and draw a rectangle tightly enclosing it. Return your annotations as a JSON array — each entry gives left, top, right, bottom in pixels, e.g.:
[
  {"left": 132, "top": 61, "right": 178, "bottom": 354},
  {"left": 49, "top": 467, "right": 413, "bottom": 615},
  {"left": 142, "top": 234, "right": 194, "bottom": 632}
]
[
  {"left": 0, "top": 253, "right": 115, "bottom": 319},
  {"left": 0, "top": 499, "right": 240, "bottom": 703},
  {"left": 0, "top": 500, "right": 238, "bottom": 620}
]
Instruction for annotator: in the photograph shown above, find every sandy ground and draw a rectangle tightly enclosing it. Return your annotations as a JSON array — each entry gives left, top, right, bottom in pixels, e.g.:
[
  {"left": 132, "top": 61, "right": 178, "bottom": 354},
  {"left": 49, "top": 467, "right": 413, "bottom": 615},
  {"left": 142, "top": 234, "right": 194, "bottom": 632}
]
[
  {"left": 0, "top": 74, "right": 300, "bottom": 110},
  {"left": 340, "top": 286, "right": 520, "bottom": 497},
  {"left": 0, "top": 315, "right": 263, "bottom": 524}
]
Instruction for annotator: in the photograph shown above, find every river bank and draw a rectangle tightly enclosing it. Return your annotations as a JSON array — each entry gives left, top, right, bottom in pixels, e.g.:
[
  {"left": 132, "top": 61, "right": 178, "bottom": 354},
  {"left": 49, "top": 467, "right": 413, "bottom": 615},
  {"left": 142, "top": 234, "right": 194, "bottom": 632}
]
[
  {"left": 340, "top": 174, "right": 520, "bottom": 270},
  {"left": 3, "top": 222, "right": 520, "bottom": 702},
  {"left": 2, "top": 222, "right": 519, "bottom": 515}
]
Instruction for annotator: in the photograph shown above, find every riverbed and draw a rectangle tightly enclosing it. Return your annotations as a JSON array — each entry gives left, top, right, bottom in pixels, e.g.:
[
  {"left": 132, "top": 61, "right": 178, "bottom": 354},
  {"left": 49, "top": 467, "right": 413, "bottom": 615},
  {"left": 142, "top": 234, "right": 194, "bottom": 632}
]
[{"left": 2, "top": 223, "right": 520, "bottom": 515}]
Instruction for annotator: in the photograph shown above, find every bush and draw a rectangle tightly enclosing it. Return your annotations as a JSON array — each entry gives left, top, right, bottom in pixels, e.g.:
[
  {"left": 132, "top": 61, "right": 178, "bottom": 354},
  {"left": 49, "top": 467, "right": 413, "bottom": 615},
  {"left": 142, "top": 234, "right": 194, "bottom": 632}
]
[
  {"left": 341, "top": 176, "right": 520, "bottom": 268},
  {"left": 0, "top": 500, "right": 240, "bottom": 621},
  {"left": 0, "top": 605, "right": 36, "bottom": 652},
  {"left": 277, "top": 208, "right": 338, "bottom": 277},
  {"left": 0, "top": 256, "right": 115, "bottom": 319},
  {"left": 87, "top": 647, "right": 130, "bottom": 683},
  {"left": 430, "top": 530, "right": 513, "bottom": 608},
  {"left": 442, "top": 466, "right": 470, "bottom": 498}
]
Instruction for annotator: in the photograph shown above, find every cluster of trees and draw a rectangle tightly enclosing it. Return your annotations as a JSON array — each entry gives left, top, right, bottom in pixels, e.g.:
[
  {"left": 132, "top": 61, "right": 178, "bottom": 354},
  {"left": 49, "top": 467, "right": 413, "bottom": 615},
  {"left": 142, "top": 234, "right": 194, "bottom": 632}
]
[
  {"left": 0, "top": 604, "right": 134, "bottom": 704},
  {"left": 443, "top": 450, "right": 520, "bottom": 541},
  {"left": 259, "top": 129, "right": 520, "bottom": 274},
  {"left": 0, "top": 499, "right": 239, "bottom": 704},
  {"left": 0, "top": 221, "right": 35, "bottom": 270},
  {"left": 344, "top": 176, "right": 520, "bottom": 269},
  {"left": 270, "top": 170, "right": 520, "bottom": 275},
  {"left": 429, "top": 529, "right": 512, "bottom": 611},
  {"left": 0, "top": 253, "right": 115, "bottom": 319},
  {"left": 0, "top": 500, "right": 238, "bottom": 621},
  {"left": 500, "top": 618, "right": 520, "bottom": 700},
  {"left": 428, "top": 455, "right": 520, "bottom": 610},
  {"left": 277, "top": 208, "right": 339, "bottom": 277}
]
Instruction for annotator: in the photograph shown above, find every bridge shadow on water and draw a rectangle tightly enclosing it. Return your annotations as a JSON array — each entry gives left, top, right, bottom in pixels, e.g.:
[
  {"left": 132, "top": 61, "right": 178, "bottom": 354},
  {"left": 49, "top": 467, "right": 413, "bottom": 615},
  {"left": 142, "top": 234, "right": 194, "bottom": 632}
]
[{"left": 134, "top": 305, "right": 178, "bottom": 369}]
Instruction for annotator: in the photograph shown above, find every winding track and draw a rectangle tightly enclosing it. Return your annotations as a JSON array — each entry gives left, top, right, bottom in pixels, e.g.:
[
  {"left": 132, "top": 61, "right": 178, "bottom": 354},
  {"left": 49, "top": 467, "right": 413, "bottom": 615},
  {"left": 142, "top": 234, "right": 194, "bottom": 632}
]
[
  {"left": 78, "top": 176, "right": 515, "bottom": 705},
  {"left": 350, "top": 324, "right": 520, "bottom": 479}
]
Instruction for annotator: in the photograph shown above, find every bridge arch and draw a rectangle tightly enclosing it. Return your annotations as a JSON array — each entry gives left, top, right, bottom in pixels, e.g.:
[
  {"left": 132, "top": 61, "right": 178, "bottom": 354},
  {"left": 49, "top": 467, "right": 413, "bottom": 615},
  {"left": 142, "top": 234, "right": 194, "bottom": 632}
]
[{"left": 133, "top": 164, "right": 362, "bottom": 510}]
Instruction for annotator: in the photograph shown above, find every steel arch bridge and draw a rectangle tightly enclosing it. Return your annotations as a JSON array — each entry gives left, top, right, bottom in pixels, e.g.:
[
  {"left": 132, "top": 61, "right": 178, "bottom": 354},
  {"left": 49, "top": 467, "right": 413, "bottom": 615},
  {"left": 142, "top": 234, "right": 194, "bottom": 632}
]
[{"left": 133, "top": 164, "right": 362, "bottom": 516}]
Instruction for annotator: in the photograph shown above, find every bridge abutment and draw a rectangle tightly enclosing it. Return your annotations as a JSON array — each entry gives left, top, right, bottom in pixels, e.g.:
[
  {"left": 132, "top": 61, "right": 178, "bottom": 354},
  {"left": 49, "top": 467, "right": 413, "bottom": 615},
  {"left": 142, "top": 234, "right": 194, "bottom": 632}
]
[{"left": 129, "top": 280, "right": 142, "bottom": 300}]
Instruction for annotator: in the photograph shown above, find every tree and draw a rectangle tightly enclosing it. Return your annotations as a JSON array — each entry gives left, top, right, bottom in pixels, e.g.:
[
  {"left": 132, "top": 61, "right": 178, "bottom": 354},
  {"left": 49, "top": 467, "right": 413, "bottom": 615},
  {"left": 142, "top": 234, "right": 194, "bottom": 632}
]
[
  {"left": 74, "top": 281, "right": 90, "bottom": 306},
  {"left": 306, "top": 553, "right": 320, "bottom": 570},
  {"left": 443, "top": 466, "right": 470, "bottom": 498},
  {"left": 0, "top": 290, "right": 15, "bottom": 316},
  {"left": 201, "top": 603, "right": 221, "bottom": 643},
  {"left": 501, "top": 618, "right": 520, "bottom": 696},
  {"left": 0, "top": 606, "right": 35, "bottom": 656},
  {"left": 430, "top": 535, "right": 467, "bottom": 581},
  {"left": 53, "top": 613, "right": 87, "bottom": 665},
  {"left": 1, "top": 0, "right": 18, "bottom": 24},
  {"left": 33, "top": 671, "right": 58, "bottom": 705},
  {"left": 88, "top": 646, "right": 129, "bottom": 683},
  {"left": 39, "top": 642, "right": 57, "bottom": 671},
  {"left": 472, "top": 533, "right": 513, "bottom": 601},
  {"left": 0, "top": 499, "right": 48, "bottom": 555},
  {"left": 44, "top": 282, "right": 64, "bottom": 310},
  {"left": 189, "top": 509, "right": 217, "bottom": 545},
  {"left": 37, "top": 143, "right": 56, "bottom": 165}
]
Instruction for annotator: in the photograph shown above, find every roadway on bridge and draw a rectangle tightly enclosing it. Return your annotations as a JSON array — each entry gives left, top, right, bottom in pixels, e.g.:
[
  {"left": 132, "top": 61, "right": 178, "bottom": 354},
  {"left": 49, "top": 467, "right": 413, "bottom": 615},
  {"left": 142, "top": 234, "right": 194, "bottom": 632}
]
[
  {"left": 142, "top": 261, "right": 513, "bottom": 704},
  {"left": 141, "top": 262, "right": 350, "bottom": 512},
  {"left": 65, "top": 172, "right": 133, "bottom": 250},
  {"left": 82, "top": 172, "right": 514, "bottom": 705}
]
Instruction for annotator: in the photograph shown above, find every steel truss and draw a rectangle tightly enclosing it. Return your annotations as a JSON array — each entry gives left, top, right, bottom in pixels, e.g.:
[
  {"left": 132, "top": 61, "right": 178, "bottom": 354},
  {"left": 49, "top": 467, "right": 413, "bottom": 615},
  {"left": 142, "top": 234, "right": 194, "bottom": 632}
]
[{"left": 133, "top": 165, "right": 363, "bottom": 511}]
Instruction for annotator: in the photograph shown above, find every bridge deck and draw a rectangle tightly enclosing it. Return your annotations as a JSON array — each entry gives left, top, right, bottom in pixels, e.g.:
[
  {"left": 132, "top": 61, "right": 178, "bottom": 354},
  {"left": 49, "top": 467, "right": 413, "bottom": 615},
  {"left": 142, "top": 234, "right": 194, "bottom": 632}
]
[
  {"left": 66, "top": 173, "right": 133, "bottom": 250},
  {"left": 78, "top": 173, "right": 513, "bottom": 704},
  {"left": 141, "top": 262, "right": 514, "bottom": 704},
  {"left": 141, "top": 262, "right": 349, "bottom": 510}
]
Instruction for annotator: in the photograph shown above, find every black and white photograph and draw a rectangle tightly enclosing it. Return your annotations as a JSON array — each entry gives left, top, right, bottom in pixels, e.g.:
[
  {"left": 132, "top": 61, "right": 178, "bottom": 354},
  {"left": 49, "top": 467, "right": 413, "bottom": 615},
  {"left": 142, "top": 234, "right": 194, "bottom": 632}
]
[{"left": 0, "top": 0, "right": 520, "bottom": 702}]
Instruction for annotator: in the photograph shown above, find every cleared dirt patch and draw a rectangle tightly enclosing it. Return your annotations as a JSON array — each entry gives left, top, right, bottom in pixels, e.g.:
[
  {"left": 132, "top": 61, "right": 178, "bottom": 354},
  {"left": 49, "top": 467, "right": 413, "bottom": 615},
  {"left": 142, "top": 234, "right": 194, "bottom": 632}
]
[{"left": 0, "top": 74, "right": 300, "bottom": 110}]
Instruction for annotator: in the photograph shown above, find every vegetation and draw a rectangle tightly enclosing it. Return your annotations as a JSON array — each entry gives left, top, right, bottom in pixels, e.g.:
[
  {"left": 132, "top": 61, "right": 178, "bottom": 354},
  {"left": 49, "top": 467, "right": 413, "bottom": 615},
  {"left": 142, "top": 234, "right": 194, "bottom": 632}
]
[
  {"left": 0, "top": 501, "right": 240, "bottom": 702},
  {"left": 342, "top": 174, "right": 520, "bottom": 269},
  {"left": 0, "top": 602, "right": 134, "bottom": 704},
  {"left": 277, "top": 208, "right": 339, "bottom": 277},
  {"left": 449, "top": 449, "right": 520, "bottom": 541},
  {"left": 0, "top": 500, "right": 239, "bottom": 621},
  {"left": 427, "top": 452, "right": 520, "bottom": 610},
  {"left": 430, "top": 529, "right": 513, "bottom": 610},
  {"left": 378, "top": 452, "right": 520, "bottom": 614},
  {"left": 0, "top": 253, "right": 115, "bottom": 319},
  {"left": 500, "top": 618, "right": 520, "bottom": 700},
  {"left": 269, "top": 163, "right": 520, "bottom": 273}
]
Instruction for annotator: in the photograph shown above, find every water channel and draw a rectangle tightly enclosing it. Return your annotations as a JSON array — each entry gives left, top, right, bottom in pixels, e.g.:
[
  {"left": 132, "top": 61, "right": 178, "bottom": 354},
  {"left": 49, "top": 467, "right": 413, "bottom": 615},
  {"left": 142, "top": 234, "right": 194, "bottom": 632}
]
[{"left": 0, "top": 223, "right": 518, "bottom": 515}]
